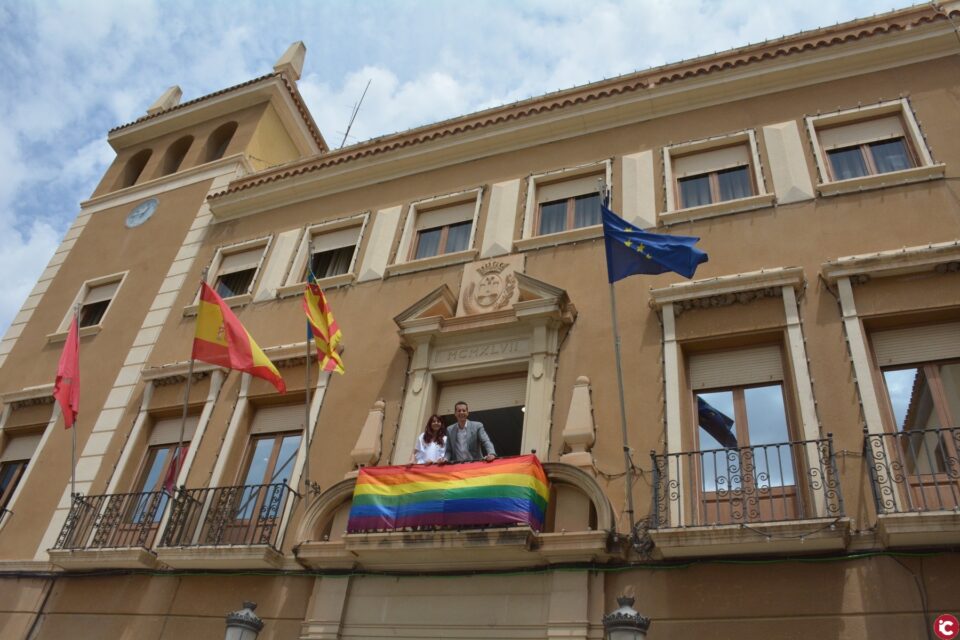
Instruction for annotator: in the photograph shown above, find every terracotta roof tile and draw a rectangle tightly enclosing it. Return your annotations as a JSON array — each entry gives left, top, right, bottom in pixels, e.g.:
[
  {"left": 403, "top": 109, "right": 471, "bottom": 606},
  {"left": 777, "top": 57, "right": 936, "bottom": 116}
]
[{"left": 212, "top": 4, "right": 958, "bottom": 200}]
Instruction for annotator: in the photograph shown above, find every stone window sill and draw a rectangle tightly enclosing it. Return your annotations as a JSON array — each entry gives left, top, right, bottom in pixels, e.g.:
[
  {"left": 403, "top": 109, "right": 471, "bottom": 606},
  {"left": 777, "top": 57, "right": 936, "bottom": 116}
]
[
  {"left": 513, "top": 224, "right": 604, "bottom": 252},
  {"left": 276, "top": 273, "right": 356, "bottom": 299},
  {"left": 660, "top": 193, "right": 776, "bottom": 226},
  {"left": 817, "top": 164, "right": 945, "bottom": 197},
  {"left": 182, "top": 293, "right": 252, "bottom": 317},
  {"left": 385, "top": 249, "right": 478, "bottom": 278},
  {"left": 47, "top": 324, "right": 101, "bottom": 344}
]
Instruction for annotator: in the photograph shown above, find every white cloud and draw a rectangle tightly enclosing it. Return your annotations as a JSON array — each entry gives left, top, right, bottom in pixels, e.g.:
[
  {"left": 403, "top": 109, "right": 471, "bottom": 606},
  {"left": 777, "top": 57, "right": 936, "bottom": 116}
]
[{"left": 0, "top": 0, "right": 912, "bottom": 339}]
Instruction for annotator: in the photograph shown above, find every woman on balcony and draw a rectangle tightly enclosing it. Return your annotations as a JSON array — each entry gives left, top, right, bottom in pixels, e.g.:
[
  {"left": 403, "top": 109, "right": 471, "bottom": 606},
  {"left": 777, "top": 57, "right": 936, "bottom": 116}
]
[{"left": 411, "top": 414, "right": 447, "bottom": 464}]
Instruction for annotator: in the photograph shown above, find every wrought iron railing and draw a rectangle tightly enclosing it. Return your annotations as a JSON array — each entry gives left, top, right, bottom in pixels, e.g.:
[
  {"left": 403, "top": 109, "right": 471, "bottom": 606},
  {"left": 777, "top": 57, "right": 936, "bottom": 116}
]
[
  {"left": 651, "top": 435, "right": 844, "bottom": 528},
  {"left": 159, "top": 482, "right": 298, "bottom": 549},
  {"left": 53, "top": 491, "right": 170, "bottom": 550},
  {"left": 864, "top": 426, "right": 960, "bottom": 514}
]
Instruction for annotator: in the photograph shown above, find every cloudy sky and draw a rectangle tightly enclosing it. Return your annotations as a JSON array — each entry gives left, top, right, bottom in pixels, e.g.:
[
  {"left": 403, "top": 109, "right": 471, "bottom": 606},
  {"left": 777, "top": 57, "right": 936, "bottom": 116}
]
[{"left": 0, "top": 0, "right": 910, "bottom": 335}]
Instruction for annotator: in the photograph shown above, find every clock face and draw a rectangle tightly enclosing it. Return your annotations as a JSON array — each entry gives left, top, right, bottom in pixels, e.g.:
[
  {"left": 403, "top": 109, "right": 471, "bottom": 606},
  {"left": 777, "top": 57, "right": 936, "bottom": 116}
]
[{"left": 125, "top": 198, "right": 158, "bottom": 228}]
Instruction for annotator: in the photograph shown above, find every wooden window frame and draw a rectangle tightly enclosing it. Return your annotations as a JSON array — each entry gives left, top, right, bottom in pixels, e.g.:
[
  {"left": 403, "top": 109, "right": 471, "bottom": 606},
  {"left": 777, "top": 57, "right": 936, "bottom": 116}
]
[
  {"left": 675, "top": 164, "right": 755, "bottom": 209},
  {"left": 236, "top": 430, "right": 303, "bottom": 488},
  {"left": 822, "top": 135, "right": 917, "bottom": 182},
  {"left": 409, "top": 219, "right": 472, "bottom": 261},
  {"left": 535, "top": 192, "right": 602, "bottom": 236},
  {"left": 0, "top": 459, "right": 28, "bottom": 513}
]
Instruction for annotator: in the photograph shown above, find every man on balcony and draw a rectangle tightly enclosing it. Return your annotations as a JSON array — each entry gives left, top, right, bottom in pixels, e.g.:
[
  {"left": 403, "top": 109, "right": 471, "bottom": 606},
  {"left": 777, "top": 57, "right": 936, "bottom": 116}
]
[{"left": 445, "top": 401, "right": 496, "bottom": 463}]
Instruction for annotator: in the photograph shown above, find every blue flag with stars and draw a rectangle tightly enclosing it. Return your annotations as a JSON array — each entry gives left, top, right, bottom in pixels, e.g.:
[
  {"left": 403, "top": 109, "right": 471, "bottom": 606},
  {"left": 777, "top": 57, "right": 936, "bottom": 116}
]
[{"left": 602, "top": 203, "right": 708, "bottom": 282}]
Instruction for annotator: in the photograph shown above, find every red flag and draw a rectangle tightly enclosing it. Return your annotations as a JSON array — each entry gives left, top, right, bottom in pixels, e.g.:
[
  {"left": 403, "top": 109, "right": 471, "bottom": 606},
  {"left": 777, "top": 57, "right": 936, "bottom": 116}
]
[
  {"left": 163, "top": 445, "right": 187, "bottom": 495},
  {"left": 54, "top": 314, "right": 80, "bottom": 429}
]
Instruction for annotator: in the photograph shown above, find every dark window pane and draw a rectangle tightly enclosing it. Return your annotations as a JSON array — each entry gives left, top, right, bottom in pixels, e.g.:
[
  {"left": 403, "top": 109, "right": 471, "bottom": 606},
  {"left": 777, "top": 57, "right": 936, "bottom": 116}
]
[
  {"left": 0, "top": 460, "right": 27, "bottom": 511},
  {"left": 79, "top": 300, "right": 110, "bottom": 327},
  {"left": 444, "top": 221, "right": 472, "bottom": 254},
  {"left": 414, "top": 227, "right": 442, "bottom": 260},
  {"left": 678, "top": 174, "right": 712, "bottom": 208},
  {"left": 717, "top": 166, "right": 752, "bottom": 201},
  {"left": 309, "top": 246, "right": 355, "bottom": 279},
  {"left": 573, "top": 193, "right": 601, "bottom": 228},
  {"left": 827, "top": 146, "right": 868, "bottom": 180},
  {"left": 538, "top": 200, "right": 567, "bottom": 235},
  {"left": 215, "top": 268, "right": 255, "bottom": 298},
  {"left": 870, "top": 138, "right": 912, "bottom": 174}
]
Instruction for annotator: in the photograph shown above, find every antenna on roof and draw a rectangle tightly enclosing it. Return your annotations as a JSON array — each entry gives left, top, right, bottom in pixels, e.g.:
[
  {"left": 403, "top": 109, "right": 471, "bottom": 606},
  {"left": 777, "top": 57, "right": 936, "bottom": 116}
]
[{"left": 339, "top": 79, "right": 372, "bottom": 149}]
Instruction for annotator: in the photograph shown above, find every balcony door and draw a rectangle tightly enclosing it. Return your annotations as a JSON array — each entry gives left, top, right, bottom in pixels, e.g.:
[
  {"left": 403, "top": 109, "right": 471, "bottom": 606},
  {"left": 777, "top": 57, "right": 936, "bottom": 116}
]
[
  {"left": 689, "top": 346, "right": 801, "bottom": 525},
  {"left": 874, "top": 323, "right": 960, "bottom": 512}
]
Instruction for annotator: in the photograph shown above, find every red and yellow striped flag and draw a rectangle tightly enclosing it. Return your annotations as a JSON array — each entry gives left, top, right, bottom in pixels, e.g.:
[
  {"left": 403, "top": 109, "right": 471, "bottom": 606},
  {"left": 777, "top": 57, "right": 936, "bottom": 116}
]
[
  {"left": 192, "top": 282, "right": 285, "bottom": 393},
  {"left": 303, "top": 275, "right": 344, "bottom": 374}
]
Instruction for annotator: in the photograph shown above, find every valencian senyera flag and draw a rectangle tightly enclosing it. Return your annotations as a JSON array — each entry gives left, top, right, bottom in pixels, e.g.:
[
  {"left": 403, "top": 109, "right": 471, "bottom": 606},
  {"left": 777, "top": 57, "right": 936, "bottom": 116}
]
[
  {"left": 303, "top": 273, "right": 344, "bottom": 374},
  {"left": 602, "top": 202, "right": 708, "bottom": 282},
  {"left": 347, "top": 455, "right": 549, "bottom": 532},
  {"left": 192, "top": 281, "right": 286, "bottom": 393}
]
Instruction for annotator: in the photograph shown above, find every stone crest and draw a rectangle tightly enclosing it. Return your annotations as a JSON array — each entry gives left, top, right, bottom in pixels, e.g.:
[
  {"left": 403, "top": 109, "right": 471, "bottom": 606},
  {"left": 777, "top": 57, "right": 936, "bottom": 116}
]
[{"left": 457, "top": 255, "right": 524, "bottom": 316}]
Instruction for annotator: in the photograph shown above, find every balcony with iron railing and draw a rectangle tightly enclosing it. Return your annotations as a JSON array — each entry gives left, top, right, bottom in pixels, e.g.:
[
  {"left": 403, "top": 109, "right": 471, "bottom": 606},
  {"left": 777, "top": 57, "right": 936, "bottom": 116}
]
[
  {"left": 649, "top": 435, "right": 848, "bottom": 557},
  {"left": 155, "top": 482, "right": 299, "bottom": 569},
  {"left": 49, "top": 491, "right": 172, "bottom": 569},
  {"left": 864, "top": 426, "right": 960, "bottom": 547}
]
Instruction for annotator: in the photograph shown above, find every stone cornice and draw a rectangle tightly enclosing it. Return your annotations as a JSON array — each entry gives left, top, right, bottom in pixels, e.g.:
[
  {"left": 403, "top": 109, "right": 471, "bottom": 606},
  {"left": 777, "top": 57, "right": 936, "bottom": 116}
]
[
  {"left": 649, "top": 267, "right": 804, "bottom": 309},
  {"left": 821, "top": 240, "right": 960, "bottom": 283}
]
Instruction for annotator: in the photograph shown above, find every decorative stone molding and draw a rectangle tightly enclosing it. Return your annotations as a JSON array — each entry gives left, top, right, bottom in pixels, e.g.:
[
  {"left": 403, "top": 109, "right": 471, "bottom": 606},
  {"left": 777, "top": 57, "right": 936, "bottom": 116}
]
[
  {"left": 648, "top": 266, "right": 804, "bottom": 314},
  {"left": 821, "top": 239, "right": 960, "bottom": 283},
  {"left": 559, "top": 376, "right": 596, "bottom": 471},
  {"left": 347, "top": 400, "right": 385, "bottom": 476},
  {"left": 0, "top": 384, "right": 55, "bottom": 409},
  {"left": 457, "top": 256, "right": 524, "bottom": 317}
]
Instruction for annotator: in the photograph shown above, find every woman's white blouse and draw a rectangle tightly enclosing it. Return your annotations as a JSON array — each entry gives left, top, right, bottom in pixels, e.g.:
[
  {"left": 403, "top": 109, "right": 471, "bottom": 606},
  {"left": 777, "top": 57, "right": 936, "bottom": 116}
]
[{"left": 414, "top": 433, "right": 446, "bottom": 464}]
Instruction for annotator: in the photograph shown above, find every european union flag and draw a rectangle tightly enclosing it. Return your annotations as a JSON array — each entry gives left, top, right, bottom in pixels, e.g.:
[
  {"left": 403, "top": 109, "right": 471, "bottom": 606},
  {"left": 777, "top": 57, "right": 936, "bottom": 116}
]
[
  {"left": 602, "top": 203, "right": 708, "bottom": 282},
  {"left": 697, "top": 396, "right": 737, "bottom": 449}
]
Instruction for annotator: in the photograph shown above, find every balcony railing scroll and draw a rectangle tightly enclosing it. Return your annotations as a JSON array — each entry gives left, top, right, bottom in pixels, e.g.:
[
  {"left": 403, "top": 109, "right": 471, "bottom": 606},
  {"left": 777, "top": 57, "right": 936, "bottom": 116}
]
[
  {"left": 53, "top": 490, "right": 170, "bottom": 550},
  {"left": 651, "top": 435, "right": 844, "bottom": 528},
  {"left": 159, "top": 482, "right": 298, "bottom": 549},
  {"left": 864, "top": 426, "right": 960, "bottom": 515}
]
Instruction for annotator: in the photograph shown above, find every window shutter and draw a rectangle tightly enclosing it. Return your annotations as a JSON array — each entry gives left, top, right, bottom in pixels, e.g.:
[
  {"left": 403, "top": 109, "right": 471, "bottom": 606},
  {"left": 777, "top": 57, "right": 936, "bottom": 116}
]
[
  {"left": 250, "top": 404, "right": 304, "bottom": 435},
  {"left": 688, "top": 345, "right": 783, "bottom": 390},
  {"left": 148, "top": 415, "right": 200, "bottom": 446},
  {"left": 84, "top": 281, "right": 120, "bottom": 304},
  {"left": 818, "top": 116, "right": 905, "bottom": 150},
  {"left": 312, "top": 226, "right": 361, "bottom": 253},
  {"left": 415, "top": 201, "right": 475, "bottom": 230},
  {"left": 872, "top": 323, "right": 960, "bottom": 367},
  {"left": 673, "top": 145, "right": 751, "bottom": 179},
  {"left": 537, "top": 174, "right": 603, "bottom": 204},
  {"left": 436, "top": 377, "right": 527, "bottom": 415},
  {"left": 218, "top": 247, "right": 263, "bottom": 275},
  {"left": 1, "top": 432, "right": 42, "bottom": 462}
]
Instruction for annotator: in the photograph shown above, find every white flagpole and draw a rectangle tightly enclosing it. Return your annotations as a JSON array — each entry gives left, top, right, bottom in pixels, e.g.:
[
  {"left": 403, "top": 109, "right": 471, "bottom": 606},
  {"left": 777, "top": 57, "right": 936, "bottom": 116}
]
[
  {"left": 304, "top": 323, "right": 312, "bottom": 491},
  {"left": 600, "top": 182, "right": 637, "bottom": 542},
  {"left": 71, "top": 304, "right": 79, "bottom": 499}
]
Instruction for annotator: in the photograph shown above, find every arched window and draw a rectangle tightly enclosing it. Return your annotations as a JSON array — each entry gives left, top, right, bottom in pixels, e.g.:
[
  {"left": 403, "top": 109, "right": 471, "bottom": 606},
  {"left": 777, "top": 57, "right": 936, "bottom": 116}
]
[
  {"left": 160, "top": 135, "right": 193, "bottom": 175},
  {"left": 116, "top": 149, "right": 152, "bottom": 189},
  {"left": 205, "top": 122, "right": 238, "bottom": 162}
]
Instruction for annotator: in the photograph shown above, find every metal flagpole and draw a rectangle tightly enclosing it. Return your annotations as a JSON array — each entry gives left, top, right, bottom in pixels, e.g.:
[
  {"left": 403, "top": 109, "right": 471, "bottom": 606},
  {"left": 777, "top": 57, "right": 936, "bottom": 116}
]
[
  {"left": 304, "top": 324, "right": 312, "bottom": 490},
  {"left": 173, "top": 273, "right": 207, "bottom": 493},
  {"left": 599, "top": 181, "right": 637, "bottom": 542},
  {"left": 71, "top": 304, "right": 79, "bottom": 498}
]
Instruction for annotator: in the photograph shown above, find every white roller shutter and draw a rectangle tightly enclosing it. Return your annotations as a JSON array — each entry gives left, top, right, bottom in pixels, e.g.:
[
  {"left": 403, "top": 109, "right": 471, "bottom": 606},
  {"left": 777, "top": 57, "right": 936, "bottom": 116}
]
[
  {"left": 1, "top": 432, "right": 42, "bottom": 462},
  {"left": 84, "top": 281, "right": 120, "bottom": 304},
  {"left": 250, "top": 404, "right": 304, "bottom": 435},
  {"left": 218, "top": 247, "right": 264, "bottom": 275},
  {"left": 149, "top": 415, "right": 199, "bottom": 446},
  {"left": 689, "top": 345, "right": 783, "bottom": 391},
  {"left": 436, "top": 377, "right": 527, "bottom": 415},
  {"left": 312, "top": 226, "right": 361, "bottom": 253},
  {"left": 818, "top": 115, "right": 905, "bottom": 150},
  {"left": 537, "top": 174, "right": 603, "bottom": 204},
  {"left": 872, "top": 323, "right": 960, "bottom": 367},
  {"left": 673, "top": 145, "right": 750, "bottom": 179},
  {"left": 415, "top": 201, "right": 475, "bottom": 230}
]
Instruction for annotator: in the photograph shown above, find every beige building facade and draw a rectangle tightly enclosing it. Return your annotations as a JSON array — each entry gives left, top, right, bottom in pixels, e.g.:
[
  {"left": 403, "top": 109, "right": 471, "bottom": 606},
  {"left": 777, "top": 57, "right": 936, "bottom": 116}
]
[{"left": 1, "top": 6, "right": 960, "bottom": 639}]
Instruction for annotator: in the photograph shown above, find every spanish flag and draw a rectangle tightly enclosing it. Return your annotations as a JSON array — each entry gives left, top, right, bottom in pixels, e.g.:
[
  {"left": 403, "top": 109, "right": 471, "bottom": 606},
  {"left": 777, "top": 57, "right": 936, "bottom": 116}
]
[
  {"left": 192, "top": 282, "right": 286, "bottom": 393},
  {"left": 303, "top": 274, "right": 344, "bottom": 374}
]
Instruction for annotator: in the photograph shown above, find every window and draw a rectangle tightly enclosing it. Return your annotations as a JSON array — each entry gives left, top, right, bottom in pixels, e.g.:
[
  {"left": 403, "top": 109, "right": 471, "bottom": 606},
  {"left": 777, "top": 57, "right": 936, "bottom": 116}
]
[
  {"left": 78, "top": 280, "right": 120, "bottom": 328},
  {"left": 664, "top": 134, "right": 766, "bottom": 213},
  {"left": 161, "top": 135, "right": 193, "bottom": 175},
  {"left": 806, "top": 99, "right": 942, "bottom": 193},
  {"left": 535, "top": 174, "right": 603, "bottom": 235},
  {"left": 411, "top": 201, "right": 475, "bottom": 260},
  {"left": 205, "top": 122, "right": 238, "bottom": 162},
  {"left": 115, "top": 149, "right": 152, "bottom": 189},
  {"left": 436, "top": 376, "right": 527, "bottom": 457},
  {"left": 0, "top": 431, "right": 42, "bottom": 514},
  {"left": 237, "top": 404, "right": 303, "bottom": 524},
  {"left": 873, "top": 323, "right": 960, "bottom": 508},
  {"left": 305, "top": 225, "right": 361, "bottom": 280},
  {"left": 688, "top": 345, "right": 800, "bottom": 523},
  {"left": 128, "top": 415, "right": 199, "bottom": 522},
  {"left": 212, "top": 245, "right": 265, "bottom": 299}
]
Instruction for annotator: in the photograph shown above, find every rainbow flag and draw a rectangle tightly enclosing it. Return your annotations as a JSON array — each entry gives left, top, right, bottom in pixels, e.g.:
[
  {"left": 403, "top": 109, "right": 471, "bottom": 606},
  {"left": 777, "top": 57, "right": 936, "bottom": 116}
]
[{"left": 347, "top": 455, "right": 549, "bottom": 532}]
